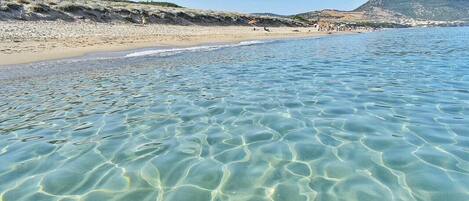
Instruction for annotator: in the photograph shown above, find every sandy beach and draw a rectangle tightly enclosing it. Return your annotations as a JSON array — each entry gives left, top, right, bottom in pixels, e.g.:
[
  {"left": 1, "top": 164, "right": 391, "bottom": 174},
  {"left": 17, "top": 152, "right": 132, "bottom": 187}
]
[{"left": 0, "top": 21, "right": 357, "bottom": 66}]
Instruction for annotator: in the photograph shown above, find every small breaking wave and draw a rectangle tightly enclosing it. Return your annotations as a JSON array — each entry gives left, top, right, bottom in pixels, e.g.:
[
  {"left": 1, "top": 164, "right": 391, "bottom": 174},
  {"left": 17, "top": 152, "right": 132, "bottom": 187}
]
[{"left": 124, "top": 40, "right": 268, "bottom": 58}]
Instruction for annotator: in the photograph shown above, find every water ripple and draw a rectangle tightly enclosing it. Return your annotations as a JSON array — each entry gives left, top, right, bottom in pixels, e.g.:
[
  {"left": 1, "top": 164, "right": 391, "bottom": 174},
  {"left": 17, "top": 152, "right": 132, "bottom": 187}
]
[{"left": 1, "top": 27, "right": 469, "bottom": 201}]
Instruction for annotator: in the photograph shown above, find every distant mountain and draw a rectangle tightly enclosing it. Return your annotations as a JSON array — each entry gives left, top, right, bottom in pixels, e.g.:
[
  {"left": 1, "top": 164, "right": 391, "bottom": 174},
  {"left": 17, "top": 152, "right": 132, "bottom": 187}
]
[
  {"left": 251, "top": 13, "right": 286, "bottom": 18},
  {"left": 290, "top": 0, "right": 469, "bottom": 27},
  {"left": 355, "top": 0, "right": 469, "bottom": 21}
]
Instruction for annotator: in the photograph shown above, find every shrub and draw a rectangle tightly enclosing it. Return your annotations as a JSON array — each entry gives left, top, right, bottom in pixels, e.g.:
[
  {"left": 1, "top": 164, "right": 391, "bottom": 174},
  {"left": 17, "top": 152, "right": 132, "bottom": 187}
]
[
  {"left": 29, "top": 4, "right": 49, "bottom": 13},
  {"left": 0, "top": 5, "right": 9, "bottom": 12},
  {"left": 56, "top": 3, "right": 89, "bottom": 12},
  {"left": 6, "top": 2, "right": 23, "bottom": 10},
  {"left": 16, "top": 0, "right": 30, "bottom": 4},
  {"left": 292, "top": 15, "right": 309, "bottom": 23}
]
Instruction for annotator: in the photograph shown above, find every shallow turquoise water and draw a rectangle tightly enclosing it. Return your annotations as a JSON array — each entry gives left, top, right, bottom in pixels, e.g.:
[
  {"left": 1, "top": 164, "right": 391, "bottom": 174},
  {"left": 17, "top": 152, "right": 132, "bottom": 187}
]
[{"left": 1, "top": 27, "right": 469, "bottom": 201}]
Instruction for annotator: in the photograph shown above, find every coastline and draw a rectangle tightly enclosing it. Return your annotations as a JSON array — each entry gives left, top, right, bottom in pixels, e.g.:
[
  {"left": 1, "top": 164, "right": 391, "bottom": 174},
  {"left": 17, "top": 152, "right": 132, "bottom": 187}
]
[{"left": 0, "top": 21, "right": 359, "bottom": 66}]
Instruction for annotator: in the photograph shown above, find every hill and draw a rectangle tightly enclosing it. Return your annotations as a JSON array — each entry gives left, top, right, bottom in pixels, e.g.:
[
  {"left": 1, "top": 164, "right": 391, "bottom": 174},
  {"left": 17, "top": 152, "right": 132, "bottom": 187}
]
[
  {"left": 355, "top": 0, "right": 469, "bottom": 21},
  {"left": 293, "top": 9, "right": 409, "bottom": 28},
  {"left": 0, "top": 0, "right": 305, "bottom": 27},
  {"left": 251, "top": 13, "right": 286, "bottom": 18},
  {"left": 291, "top": 0, "right": 469, "bottom": 27}
]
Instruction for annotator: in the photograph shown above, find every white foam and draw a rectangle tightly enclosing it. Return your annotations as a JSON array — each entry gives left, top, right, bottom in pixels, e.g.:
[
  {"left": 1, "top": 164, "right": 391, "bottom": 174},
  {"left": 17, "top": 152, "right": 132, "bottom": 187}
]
[{"left": 124, "top": 40, "right": 267, "bottom": 58}]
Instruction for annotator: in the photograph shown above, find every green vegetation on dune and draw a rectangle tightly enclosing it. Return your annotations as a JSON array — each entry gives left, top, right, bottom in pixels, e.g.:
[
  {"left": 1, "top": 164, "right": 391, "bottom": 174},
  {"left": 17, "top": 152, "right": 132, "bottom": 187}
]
[
  {"left": 291, "top": 15, "right": 310, "bottom": 23},
  {"left": 0, "top": 0, "right": 306, "bottom": 26}
]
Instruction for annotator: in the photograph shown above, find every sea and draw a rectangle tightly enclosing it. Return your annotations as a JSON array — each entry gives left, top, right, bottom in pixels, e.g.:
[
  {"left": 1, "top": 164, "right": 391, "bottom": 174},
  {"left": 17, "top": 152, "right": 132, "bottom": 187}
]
[{"left": 0, "top": 27, "right": 468, "bottom": 201}]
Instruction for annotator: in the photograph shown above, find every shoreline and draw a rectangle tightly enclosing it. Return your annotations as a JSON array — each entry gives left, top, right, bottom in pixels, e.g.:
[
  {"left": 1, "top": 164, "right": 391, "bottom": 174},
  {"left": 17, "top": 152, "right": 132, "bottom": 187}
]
[{"left": 0, "top": 21, "right": 361, "bottom": 66}]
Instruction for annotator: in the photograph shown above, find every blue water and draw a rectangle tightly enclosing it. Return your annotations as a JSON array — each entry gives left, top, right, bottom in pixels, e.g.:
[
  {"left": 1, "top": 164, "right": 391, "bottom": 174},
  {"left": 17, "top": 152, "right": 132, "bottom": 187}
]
[{"left": 1, "top": 27, "right": 469, "bottom": 201}]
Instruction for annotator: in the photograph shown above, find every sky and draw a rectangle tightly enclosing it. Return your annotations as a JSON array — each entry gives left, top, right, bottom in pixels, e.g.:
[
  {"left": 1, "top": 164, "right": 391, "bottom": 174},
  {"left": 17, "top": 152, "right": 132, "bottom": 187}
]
[{"left": 156, "top": 0, "right": 369, "bottom": 15}]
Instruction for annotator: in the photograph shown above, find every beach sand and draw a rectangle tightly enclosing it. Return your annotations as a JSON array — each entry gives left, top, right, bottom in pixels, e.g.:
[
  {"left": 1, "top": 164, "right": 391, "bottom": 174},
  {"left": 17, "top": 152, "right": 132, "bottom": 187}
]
[{"left": 0, "top": 21, "right": 355, "bottom": 66}]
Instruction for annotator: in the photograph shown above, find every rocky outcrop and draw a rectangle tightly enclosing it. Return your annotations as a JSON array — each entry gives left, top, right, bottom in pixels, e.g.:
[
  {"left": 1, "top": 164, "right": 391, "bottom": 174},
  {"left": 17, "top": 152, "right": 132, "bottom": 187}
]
[{"left": 0, "top": 0, "right": 306, "bottom": 27}]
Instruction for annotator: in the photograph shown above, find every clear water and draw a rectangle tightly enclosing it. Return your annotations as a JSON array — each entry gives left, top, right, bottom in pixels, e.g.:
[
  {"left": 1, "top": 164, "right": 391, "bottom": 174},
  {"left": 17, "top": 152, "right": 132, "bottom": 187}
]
[{"left": 1, "top": 27, "right": 469, "bottom": 201}]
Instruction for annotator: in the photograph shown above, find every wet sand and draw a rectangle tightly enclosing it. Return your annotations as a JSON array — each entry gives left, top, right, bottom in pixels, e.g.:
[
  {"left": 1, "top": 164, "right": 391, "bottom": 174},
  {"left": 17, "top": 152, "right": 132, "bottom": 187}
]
[{"left": 0, "top": 21, "right": 358, "bottom": 66}]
